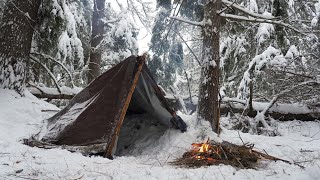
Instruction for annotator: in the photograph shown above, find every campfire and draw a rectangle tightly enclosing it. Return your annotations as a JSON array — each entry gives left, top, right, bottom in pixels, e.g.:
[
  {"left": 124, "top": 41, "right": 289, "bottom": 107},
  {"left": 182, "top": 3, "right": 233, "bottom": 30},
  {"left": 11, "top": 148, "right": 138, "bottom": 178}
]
[{"left": 172, "top": 139, "right": 294, "bottom": 169}]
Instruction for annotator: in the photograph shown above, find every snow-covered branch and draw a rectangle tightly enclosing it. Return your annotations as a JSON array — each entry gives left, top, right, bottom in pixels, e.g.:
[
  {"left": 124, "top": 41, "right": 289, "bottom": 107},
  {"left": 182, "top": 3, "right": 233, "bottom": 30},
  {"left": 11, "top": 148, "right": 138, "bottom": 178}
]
[
  {"left": 169, "top": 16, "right": 204, "bottom": 26},
  {"left": 28, "top": 86, "right": 82, "bottom": 100},
  {"left": 30, "top": 52, "right": 74, "bottom": 87},
  {"left": 221, "top": 0, "right": 275, "bottom": 20},
  {"left": 220, "top": 13, "right": 303, "bottom": 34},
  {"left": 262, "top": 81, "right": 319, "bottom": 115},
  {"left": 101, "top": 18, "right": 119, "bottom": 25},
  {"left": 30, "top": 56, "right": 62, "bottom": 94}
]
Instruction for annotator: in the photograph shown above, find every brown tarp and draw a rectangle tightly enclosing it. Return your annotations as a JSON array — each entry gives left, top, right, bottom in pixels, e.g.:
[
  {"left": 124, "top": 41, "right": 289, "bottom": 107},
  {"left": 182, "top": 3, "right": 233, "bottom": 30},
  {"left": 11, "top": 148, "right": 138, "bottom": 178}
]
[{"left": 36, "top": 55, "right": 186, "bottom": 157}]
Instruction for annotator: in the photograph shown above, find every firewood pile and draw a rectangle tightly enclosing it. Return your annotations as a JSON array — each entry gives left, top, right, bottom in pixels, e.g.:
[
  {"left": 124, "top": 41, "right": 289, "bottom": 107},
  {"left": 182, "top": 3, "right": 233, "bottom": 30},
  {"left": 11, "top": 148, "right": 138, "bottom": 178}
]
[{"left": 171, "top": 140, "right": 292, "bottom": 169}]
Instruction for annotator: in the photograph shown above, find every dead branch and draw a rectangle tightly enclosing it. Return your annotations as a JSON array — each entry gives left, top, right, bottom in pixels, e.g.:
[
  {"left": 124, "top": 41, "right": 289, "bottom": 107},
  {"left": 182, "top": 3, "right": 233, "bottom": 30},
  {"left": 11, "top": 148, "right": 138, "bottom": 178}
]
[{"left": 27, "top": 87, "right": 79, "bottom": 100}]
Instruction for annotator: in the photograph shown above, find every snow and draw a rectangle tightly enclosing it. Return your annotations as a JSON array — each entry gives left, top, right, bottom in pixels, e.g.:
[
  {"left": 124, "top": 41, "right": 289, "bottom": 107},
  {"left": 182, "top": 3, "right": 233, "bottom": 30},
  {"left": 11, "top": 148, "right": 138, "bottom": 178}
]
[
  {"left": 222, "top": 0, "right": 274, "bottom": 19},
  {"left": 28, "top": 86, "right": 82, "bottom": 96},
  {"left": 223, "top": 97, "right": 320, "bottom": 114},
  {"left": 249, "top": 0, "right": 258, "bottom": 13},
  {"left": 285, "top": 45, "right": 299, "bottom": 59},
  {"left": 311, "top": 1, "right": 320, "bottom": 27},
  {"left": 107, "top": 0, "right": 155, "bottom": 55},
  {"left": 1, "top": 89, "right": 320, "bottom": 179},
  {"left": 169, "top": 16, "right": 204, "bottom": 26},
  {"left": 256, "top": 12, "right": 274, "bottom": 45},
  {"left": 55, "top": 1, "right": 84, "bottom": 67},
  {"left": 237, "top": 46, "right": 287, "bottom": 99}
]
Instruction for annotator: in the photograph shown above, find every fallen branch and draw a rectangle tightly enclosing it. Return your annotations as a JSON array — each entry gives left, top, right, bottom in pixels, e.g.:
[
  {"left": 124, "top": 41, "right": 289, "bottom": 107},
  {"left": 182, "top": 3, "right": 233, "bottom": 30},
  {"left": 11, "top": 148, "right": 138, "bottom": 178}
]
[
  {"left": 28, "top": 86, "right": 81, "bottom": 100},
  {"left": 220, "top": 99, "right": 320, "bottom": 122}
]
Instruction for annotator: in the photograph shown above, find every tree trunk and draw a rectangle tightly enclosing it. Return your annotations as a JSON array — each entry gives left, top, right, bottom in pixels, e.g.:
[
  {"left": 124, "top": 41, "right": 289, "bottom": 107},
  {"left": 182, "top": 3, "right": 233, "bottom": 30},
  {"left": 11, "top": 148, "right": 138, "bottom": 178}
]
[
  {"left": 87, "top": 0, "right": 105, "bottom": 84},
  {"left": 0, "top": 0, "right": 41, "bottom": 94},
  {"left": 197, "top": 0, "right": 222, "bottom": 133}
]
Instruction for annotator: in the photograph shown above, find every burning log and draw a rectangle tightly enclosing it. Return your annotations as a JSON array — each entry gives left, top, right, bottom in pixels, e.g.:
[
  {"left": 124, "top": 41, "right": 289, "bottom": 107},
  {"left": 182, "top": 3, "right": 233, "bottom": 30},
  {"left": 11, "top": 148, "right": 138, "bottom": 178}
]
[{"left": 171, "top": 140, "right": 299, "bottom": 169}]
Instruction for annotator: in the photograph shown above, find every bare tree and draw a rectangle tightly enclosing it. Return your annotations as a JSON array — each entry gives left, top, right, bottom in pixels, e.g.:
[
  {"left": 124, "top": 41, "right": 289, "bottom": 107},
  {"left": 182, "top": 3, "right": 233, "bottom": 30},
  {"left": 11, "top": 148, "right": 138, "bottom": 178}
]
[{"left": 0, "top": 0, "right": 41, "bottom": 94}]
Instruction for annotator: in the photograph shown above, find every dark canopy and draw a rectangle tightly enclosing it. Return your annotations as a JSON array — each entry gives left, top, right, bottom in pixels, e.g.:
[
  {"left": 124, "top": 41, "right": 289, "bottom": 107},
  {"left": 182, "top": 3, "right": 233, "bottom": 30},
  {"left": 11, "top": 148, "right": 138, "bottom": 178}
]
[{"left": 36, "top": 55, "right": 187, "bottom": 157}]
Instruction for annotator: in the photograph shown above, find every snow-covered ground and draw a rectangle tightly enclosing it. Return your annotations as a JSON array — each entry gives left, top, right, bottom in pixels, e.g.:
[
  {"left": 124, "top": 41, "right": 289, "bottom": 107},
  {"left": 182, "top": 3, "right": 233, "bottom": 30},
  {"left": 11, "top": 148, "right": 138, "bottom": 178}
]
[{"left": 0, "top": 89, "right": 320, "bottom": 180}]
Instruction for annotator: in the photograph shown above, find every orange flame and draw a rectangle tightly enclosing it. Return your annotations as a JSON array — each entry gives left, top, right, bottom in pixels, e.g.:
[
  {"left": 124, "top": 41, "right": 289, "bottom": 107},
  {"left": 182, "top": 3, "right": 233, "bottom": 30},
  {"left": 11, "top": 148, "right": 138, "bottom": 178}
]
[{"left": 191, "top": 140, "right": 220, "bottom": 161}]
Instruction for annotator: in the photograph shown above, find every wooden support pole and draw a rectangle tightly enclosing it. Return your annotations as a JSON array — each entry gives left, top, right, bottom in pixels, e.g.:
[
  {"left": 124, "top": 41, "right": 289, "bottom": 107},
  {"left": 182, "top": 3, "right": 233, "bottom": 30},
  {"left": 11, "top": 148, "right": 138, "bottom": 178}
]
[{"left": 104, "top": 54, "right": 147, "bottom": 158}]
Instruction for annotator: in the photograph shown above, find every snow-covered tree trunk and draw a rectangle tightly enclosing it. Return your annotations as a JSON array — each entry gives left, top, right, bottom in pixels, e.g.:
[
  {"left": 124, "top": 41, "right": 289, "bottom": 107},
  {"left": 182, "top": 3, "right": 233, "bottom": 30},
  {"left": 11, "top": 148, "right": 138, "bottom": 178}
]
[
  {"left": 0, "top": 0, "right": 41, "bottom": 94},
  {"left": 197, "top": 0, "right": 222, "bottom": 133},
  {"left": 87, "top": 0, "right": 105, "bottom": 83},
  {"left": 273, "top": 0, "right": 289, "bottom": 53}
]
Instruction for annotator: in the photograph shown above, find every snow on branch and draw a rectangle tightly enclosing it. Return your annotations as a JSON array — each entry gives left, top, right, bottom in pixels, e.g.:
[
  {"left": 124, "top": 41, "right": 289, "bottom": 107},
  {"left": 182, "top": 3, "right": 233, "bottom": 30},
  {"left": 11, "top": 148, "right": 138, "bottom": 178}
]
[
  {"left": 101, "top": 18, "right": 120, "bottom": 27},
  {"left": 262, "top": 81, "right": 319, "bottom": 115},
  {"left": 221, "top": 0, "right": 275, "bottom": 20},
  {"left": 254, "top": 80, "right": 319, "bottom": 131},
  {"left": 169, "top": 16, "right": 204, "bottom": 26},
  {"left": 28, "top": 86, "right": 82, "bottom": 100},
  {"left": 30, "top": 52, "right": 74, "bottom": 87},
  {"left": 30, "top": 56, "right": 62, "bottom": 94},
  {"left": 220, "top": 13, "right": 304, "bottom": 34}
]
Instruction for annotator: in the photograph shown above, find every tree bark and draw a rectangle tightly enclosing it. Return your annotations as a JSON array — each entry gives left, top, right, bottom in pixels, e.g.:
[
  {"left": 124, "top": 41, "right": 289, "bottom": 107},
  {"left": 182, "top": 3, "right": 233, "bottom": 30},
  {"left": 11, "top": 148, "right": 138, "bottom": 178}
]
[
  {"left": 197, "top": 0, "right": 222, "bottom": 133},
  {"left": 0, "top": 0, "right": 41, "bottom": 94},
  {"left": 87, "top": 0, "right": 105, "bottom": 84}
]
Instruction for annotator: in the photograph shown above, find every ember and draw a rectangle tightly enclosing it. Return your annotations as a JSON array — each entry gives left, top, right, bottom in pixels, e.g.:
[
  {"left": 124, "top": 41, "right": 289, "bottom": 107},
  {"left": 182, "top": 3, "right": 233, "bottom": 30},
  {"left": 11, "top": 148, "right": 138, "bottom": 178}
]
[{"left": 172, "top": 140, "right": 294, "bottom": 169}]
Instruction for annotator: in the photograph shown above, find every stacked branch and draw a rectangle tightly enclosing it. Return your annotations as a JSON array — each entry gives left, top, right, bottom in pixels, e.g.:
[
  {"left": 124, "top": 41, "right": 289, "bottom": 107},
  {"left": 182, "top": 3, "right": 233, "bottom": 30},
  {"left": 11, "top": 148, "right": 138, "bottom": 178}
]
[{"left": 171, "top": 140, "right": 295, "bottom": 169}]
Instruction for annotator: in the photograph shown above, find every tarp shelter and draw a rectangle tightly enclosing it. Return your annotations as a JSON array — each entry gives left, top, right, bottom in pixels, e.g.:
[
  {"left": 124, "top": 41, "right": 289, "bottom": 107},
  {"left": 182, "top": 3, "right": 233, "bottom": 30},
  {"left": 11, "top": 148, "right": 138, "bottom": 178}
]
[{"left": 30, "top": 55, "right": 187, "bottom": 158}]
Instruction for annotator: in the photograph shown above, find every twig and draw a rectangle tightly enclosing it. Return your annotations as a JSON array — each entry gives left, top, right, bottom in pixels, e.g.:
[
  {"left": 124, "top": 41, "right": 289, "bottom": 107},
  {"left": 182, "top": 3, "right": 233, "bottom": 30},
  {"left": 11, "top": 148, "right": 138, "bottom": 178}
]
[{"left": 238, "top": 131, "right": 245, "bottom": 145}]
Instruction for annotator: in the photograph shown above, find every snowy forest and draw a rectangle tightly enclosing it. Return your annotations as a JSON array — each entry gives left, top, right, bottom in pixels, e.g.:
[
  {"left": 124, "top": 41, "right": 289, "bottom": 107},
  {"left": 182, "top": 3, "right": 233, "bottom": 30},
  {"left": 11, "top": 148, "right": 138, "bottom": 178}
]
[{"left": 0, "top": 0, "right": 320, "bottom": 179}]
